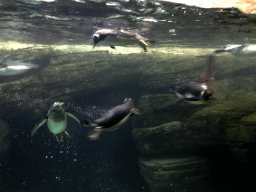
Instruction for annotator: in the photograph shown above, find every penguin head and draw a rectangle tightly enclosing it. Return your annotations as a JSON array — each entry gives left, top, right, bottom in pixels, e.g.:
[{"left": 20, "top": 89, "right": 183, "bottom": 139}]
[
  {"left": 123, "top": 98, "right": 134, "bottom": 108},
  {"left": 201, "top": 90, "right": 214, "bottom": 101},
  {"left": 124, "top": 98, "right": 132, "bottom": 103},
  {"left": 52, "top": 102, "right": 65, "bottom": 113},
  {"left": 93, "top": 34, "right": 100, "bottom": 47},
  {"left": 93, "top": 33, "right": 108, "bottom": 47}
]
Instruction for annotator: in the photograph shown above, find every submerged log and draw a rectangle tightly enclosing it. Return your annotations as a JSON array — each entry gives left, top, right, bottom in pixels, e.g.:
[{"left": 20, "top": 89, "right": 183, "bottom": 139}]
[{"left": 0, "top": 42, "right": 255, "bottom": 105}]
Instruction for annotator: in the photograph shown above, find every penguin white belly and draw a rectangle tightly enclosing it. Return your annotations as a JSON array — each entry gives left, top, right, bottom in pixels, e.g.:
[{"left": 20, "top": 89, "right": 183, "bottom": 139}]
[
  {"left": 0, "top": 67, "right": 29, "bottom": 76},
  {"left": 239, "top": 45, "right": 256, "bottom": 56},
  {"left": 227, "top": 44, "right": 256, "bottom": 57},
  {"left": 47, "top": 119, "right": 67, "bottom": 134}
]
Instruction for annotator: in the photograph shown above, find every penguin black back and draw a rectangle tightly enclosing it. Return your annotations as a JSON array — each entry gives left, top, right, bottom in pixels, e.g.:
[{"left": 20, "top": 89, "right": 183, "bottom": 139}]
[
  {"left": 93, "top": 99, "right": 133, "bottom": 128},
  {"left": 174, "top": 82, "right": 204, "bottom": 97}
]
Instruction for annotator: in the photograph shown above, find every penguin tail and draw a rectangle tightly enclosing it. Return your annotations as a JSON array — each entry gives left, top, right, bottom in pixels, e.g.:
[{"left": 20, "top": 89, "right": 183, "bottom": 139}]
[
  {"left": 169, "top": 88, "right": 176, "bottom": 94},
  {"left": 55, "top": 131, "right": 70, "bottom": 143},
  {"left": 214, "top": 49, "right": 225, "bottom": 54},
  {"left": 88, "top": 127, "right": 102, "bottom": 140}
]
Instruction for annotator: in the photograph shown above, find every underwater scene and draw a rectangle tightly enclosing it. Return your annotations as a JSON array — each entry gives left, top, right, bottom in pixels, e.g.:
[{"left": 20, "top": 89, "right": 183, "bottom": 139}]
[{"left": 0, "top": 0, "right": 256, "bottom": 191}]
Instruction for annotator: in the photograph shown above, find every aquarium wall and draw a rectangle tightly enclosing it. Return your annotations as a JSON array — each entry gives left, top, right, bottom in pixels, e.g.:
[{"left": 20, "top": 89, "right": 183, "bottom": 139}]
[{"left": 0, "top": 0, "right": 256, "bottom": 192}]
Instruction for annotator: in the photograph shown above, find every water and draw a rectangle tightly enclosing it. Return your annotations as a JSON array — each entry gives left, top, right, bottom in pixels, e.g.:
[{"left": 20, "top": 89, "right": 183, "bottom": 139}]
[{"left": 0, "top": 0, "right": 256, "bottom": 192}]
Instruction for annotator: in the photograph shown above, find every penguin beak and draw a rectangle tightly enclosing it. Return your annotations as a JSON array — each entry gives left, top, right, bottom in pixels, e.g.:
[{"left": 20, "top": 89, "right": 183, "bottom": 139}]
[{"left": 59, "top": 102, "right": 64, "bottom": 106}]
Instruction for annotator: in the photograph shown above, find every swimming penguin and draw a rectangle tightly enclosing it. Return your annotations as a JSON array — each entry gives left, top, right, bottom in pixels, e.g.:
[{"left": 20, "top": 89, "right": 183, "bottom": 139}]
[
  {"left": 214, "top": 44, "right": 256, "bottom": 57},
  {"left": 155, "top": 82, "right": 214, "bottom": 111},
  {"left": 92, "top": 28, "right": 155, "bottom": 52},
  {"left": 82, "top": 98, "right": 142, "bottom": 140},
  {"left": 170, "top": 82, "right": 214, "bottom": 105},
  {"left": 0, "top": 53, "right": 52, "bottom": 83},
  {"left": 0, "top": 55, "right": 39, "bottom": 76},
  {"left": 31, "top": 102, "right": 82, "bottom": 142}
]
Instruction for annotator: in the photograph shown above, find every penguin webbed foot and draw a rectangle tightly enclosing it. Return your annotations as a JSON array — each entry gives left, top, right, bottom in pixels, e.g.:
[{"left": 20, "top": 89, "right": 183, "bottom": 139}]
[
  {"left": 110, "top": 45, "right": 116, "bottom": 49},
  {"left": 138, "top": 40, "right": 148, "bottom": 52},
  {"left": 169, "top": 88, "right": 175, "bottom": 94},
  {"left": 56, "top": 131, "right": 70, "bottom": 142},
  {"left": 88, "top": 127, "right": 102, "bottom": 140}
]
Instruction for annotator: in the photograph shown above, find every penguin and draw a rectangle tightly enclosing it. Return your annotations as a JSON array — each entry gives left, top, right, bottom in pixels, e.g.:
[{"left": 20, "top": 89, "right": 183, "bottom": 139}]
[
  {"left": 82, "top": 98, "right": 142, "bottom": 140},
  {"left": 214, "top": 44, "right": 256, "bottom": 57},
  {"left": 0, "top": 53, "right": 51, "bottom": 83},
  {"left": 31, "top": 102, "right": 82, "bottom": 142},
  {"left": 155, "top": 82, "right": 214, "bottom": 111},
  {"left": 0, "top": 55, "right": 39, "bottom": 76},
  {"left": 169, "top": 82, "right": 214, "bottom": 105},
  {"left": 92, "top": 28, "right": 155, "bottom": 52}
]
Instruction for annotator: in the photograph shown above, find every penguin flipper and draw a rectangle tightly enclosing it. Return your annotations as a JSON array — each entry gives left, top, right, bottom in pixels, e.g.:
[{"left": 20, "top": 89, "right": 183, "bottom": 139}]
[
  {"left": 110, "top": 45, "right": 116, "bottom": 49},
  {"left": 169, "top": 88, "right": 176, "bottom": 94},
  {"left": 55, "top": 131, "right": 70, "bottom": 143},
  {"left": 66, "top": 112, "right": 82, "bottom": 125},
  {"left": 131, "top": 108, "right": 143, "bottom": 115},
  {"left": 138, "top": 40, "right": 148, "bottom": 52},
  {"left": 88, "top": 126, "right": 102, "bottom": 140},
  {"left": 31, "top": 118, "right": 47, "bottom": 137}
]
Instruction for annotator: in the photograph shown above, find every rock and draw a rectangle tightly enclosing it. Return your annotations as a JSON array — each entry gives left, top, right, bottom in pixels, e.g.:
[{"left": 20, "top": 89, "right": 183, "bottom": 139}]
[
  {"left": 133, "top": 84, "right": 256, "bottom": 191},
  {"left": 240, "top": 113, "right": 256, "bottom": 125},
  {"left": 178, "top": 0, "right": 256, "bottom": 14},
  {"left": 0, "top": 119, "right": 9, "bottom": 153},
  {"left": 192, "top": 91, "right": 256, "bottom": 119},
  {"left": 189, "top": 89, "right": 256, "bottom": 162},
  {"left": 132, "top": 121, "right": 182, "bottom": 154},
  {"left": 0, "top": 119, "right": 9, "bottom": 190},
  {"left": 135, "top": 94, "right": 175, "bottom": 128},
  {"left": 236, "top": 0, "right": 256, "bottom": 14},
  {"left": 0, "top": 43, "right": 256, "bottom": 106},
  {"left": 132, "top": 119, "right": 223, "bottom": 155},
  {"left": 139, "top": 157, "right": 209, "bottom": 192}
]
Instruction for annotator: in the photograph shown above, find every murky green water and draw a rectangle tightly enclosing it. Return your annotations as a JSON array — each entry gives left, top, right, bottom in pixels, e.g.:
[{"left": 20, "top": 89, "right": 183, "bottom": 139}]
[{"left": 0, "top": 1, "right": 256, "bottom": 192}]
